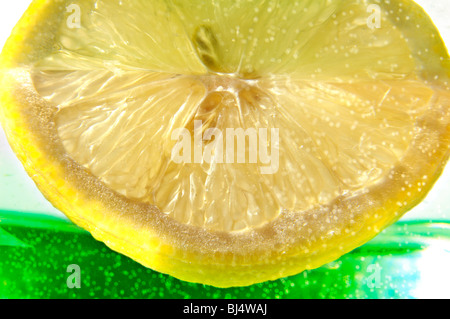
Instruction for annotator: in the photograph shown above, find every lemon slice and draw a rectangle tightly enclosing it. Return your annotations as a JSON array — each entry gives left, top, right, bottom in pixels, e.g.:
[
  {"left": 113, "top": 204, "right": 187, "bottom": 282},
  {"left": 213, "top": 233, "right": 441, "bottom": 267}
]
[{"left": 1, "top": 0, "right": 449, "bottom": 287}]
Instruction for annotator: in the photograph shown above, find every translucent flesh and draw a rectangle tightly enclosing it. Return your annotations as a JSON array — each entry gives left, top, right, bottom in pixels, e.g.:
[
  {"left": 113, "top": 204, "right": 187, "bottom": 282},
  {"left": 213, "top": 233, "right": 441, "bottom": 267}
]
[{"left": 28, "top": 0, "right": 449, "bottom": 232}]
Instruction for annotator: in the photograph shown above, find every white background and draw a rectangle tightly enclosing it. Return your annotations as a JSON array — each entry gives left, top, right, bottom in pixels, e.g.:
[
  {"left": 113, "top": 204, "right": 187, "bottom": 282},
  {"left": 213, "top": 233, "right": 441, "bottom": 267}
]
[{"left": 0, "top": 1, "right": 449, "bottom": 220}]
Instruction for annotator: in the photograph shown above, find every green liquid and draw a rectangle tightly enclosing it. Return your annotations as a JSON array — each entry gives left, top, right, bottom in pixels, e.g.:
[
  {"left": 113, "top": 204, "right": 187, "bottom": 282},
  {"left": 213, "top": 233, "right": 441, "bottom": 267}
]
[{"left": 0, "top": 210, "right": 449, "bottom": 299}]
